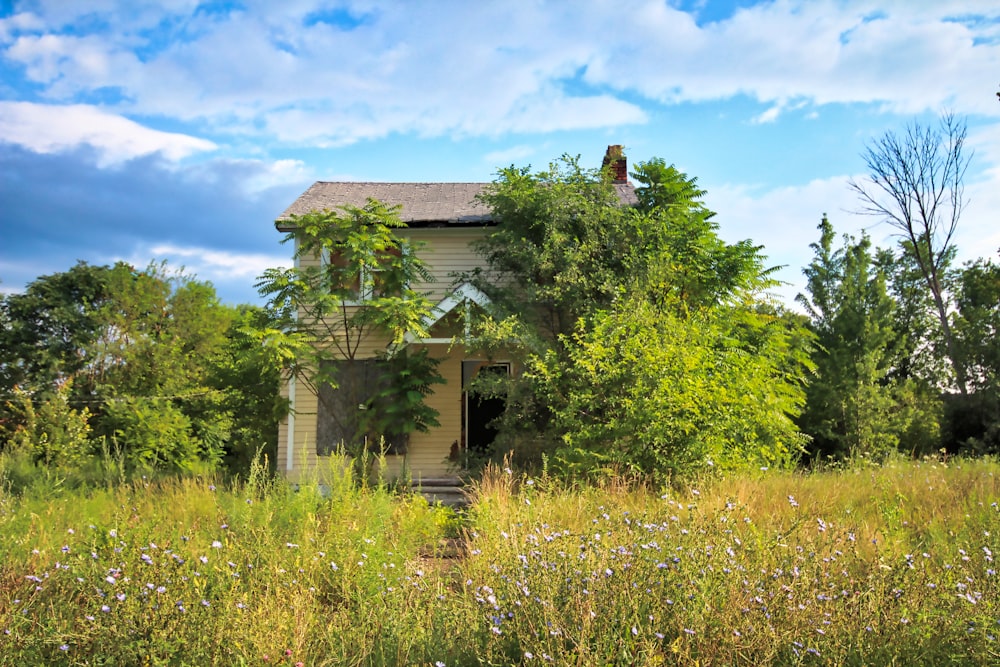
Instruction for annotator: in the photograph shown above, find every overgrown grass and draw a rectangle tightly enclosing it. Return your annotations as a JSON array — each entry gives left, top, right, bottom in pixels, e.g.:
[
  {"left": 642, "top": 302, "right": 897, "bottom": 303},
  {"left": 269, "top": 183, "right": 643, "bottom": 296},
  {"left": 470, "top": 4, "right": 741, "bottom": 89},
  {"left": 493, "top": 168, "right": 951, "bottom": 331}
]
[{"left": 1, "top": 456, "right": 997, "bottom": 665}]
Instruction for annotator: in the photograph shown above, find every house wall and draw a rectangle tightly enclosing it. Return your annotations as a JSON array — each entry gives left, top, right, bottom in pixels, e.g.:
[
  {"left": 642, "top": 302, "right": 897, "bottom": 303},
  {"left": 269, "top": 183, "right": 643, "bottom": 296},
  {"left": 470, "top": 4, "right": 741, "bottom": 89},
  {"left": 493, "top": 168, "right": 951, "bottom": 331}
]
[
  {"left": 399, "top": 227, "right": 490, "bottom": 300},
  {"left": 276, "top": 225, "right": 493, "bottom": 482}
]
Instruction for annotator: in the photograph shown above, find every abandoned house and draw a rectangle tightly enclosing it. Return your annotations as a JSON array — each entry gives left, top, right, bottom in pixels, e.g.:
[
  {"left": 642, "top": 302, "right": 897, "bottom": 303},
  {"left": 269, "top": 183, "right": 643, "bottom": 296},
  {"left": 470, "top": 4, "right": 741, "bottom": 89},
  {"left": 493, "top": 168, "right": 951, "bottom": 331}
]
[{"left": 274, "top": 146, "right": 637, "bottom": 482}]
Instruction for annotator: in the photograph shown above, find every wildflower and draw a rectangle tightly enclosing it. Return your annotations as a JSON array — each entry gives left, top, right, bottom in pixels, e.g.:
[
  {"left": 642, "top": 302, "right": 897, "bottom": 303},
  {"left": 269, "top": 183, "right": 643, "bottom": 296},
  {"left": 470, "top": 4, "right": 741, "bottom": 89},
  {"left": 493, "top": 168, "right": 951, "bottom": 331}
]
[
  {"left": 631, "top": 626, "right": 638, "bottom": 636},
  {"left": 59, "top": 644, "right": 69, "bottom": 651},
  {"left": 683, "top": 628, "right": 695, "bottom": 635},
  {"left": 101, "top": 605, "right": 110, "bottom": 613},
  {"left": 211, "top": 541, "right": 222, "bottom": 549}
]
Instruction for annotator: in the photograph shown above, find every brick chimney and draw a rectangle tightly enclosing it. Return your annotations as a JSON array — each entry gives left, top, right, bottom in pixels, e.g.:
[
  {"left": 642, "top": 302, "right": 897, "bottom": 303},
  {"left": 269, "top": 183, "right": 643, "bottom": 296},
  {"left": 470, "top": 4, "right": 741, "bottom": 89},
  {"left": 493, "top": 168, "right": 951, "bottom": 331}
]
[{"left": 602, "top": 144, "right": 628, "bottom": 183}]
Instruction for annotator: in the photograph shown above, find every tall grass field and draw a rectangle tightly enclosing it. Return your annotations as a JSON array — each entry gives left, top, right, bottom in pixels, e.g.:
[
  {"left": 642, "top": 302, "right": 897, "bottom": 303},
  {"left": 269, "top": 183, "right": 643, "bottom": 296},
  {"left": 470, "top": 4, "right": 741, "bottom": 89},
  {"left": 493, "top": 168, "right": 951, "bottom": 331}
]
[{"left": 1, "top": 458, "right": 998, "bottom": 665}]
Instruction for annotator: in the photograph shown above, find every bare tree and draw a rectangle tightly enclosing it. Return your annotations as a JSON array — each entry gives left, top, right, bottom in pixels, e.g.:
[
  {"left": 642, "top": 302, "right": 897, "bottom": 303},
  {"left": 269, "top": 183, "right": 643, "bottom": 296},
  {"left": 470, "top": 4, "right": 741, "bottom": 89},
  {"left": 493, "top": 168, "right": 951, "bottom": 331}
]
[{"left": 849, "top": 112, "right": 972, "bottom": 395}]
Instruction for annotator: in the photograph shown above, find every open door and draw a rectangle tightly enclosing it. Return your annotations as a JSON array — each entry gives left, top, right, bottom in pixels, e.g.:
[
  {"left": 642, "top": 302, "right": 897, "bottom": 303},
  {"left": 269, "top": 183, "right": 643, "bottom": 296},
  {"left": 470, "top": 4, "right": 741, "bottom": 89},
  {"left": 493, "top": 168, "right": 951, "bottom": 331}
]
[{"left": 462, "top": 361, "right": 510, "bottom": 456}]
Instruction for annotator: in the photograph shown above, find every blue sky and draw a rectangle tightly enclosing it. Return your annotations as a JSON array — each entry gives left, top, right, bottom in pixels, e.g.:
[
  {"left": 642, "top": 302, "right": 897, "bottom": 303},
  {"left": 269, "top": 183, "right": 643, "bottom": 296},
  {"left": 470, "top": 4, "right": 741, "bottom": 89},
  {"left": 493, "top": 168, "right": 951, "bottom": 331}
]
[{"left": 1, "top": 0, "right": 999, "bottom": 307}]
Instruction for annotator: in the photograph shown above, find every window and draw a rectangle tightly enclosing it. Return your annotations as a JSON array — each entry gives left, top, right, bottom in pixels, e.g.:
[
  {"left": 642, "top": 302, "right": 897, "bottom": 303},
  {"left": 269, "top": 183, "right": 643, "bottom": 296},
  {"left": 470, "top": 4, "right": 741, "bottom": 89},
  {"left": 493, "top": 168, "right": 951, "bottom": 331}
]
[
  {"left": 315, "top": 358, "right": 407, "bottom": 455},
  {"left": 321, "top": 245, "right": 405, "bottom": 303}
]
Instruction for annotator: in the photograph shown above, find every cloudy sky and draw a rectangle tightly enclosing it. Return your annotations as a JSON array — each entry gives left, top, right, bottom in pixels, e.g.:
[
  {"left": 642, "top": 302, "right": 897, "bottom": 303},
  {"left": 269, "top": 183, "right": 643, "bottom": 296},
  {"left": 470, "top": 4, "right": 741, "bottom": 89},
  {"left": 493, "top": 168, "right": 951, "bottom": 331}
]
[{"left": 1, "top": 0, "right": 999, "bottom": 307}]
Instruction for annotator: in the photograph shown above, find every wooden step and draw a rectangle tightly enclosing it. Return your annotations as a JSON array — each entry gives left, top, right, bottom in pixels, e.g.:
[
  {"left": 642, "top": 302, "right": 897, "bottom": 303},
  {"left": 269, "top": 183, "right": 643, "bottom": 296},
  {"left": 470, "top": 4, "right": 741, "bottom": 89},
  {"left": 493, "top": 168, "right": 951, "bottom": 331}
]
[{"left": 410, "top": 477, "right": 468, "bottom": 507}]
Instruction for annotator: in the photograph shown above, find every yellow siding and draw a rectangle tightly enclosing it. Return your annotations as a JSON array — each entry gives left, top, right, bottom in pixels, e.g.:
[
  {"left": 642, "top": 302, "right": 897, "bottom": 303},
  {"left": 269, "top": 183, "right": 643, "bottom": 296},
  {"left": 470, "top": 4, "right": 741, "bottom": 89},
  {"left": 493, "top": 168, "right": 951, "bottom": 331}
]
[
  {"left": 399, "top": 227, "right": 489, "bottom": 300},
  {"left": 279, "top": 343, "right": 467, "bottom": 482}
]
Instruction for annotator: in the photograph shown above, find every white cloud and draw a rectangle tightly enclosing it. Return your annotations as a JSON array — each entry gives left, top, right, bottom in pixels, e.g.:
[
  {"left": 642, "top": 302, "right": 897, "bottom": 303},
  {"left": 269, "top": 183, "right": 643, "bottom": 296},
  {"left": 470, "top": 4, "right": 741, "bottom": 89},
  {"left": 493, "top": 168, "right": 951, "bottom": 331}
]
[
  {"left": 711, "top": 174, "right": 874, "bottom": 305},
  {"left": 3, "top": 1, "right": 998, "bottom": 146},
  {"left": 483, "top": 144, "right": 538, "bottom": 166},
  {"left": 0, "top": 102, "right": 216, "bottom": 165},
  {"left": 0, "top": 11, "right": 45, "bottom": 42},
  {"left": 752, "top": 105, "right": 783, "bottom": 125},
  {"left": 143, "top": 243, "right": 287, "bottom": 281}
]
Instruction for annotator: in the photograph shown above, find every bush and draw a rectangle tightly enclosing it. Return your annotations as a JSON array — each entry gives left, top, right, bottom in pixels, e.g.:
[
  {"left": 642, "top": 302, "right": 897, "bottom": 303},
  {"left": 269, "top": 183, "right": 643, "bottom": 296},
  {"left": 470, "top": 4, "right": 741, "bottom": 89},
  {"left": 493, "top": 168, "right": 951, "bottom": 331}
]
[
  {"left": 100, "top": 397, "right": 203, "bottom": 472},
  {"left": 1, "top": 383, "right": 92, "bottom": 467}
]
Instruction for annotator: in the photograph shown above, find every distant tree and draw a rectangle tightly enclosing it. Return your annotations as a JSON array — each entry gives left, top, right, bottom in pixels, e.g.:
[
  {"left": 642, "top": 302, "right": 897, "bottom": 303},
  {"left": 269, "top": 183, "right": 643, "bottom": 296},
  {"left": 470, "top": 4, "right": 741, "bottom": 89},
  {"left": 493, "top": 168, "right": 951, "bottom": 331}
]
[
  {"left": 849, "top": 113, "right": 971, "bottom": 394},
  {"left": 949, "top": 256, "right": 1000, "bottom": 453},
  {"left": 797, "top": 216, "right": 941, "bottom": 461},
  {"left": 207, "top": 306, "right": 288, "bottom": 473},
  {"left": 0, "top": 262, "right": 115, "bottom": 398},
  {"left": 1, "top": 262, "right": 282, "bottom": 473},
  {"left": 874, "top": 243, "right": 952, "bottom": 385}
]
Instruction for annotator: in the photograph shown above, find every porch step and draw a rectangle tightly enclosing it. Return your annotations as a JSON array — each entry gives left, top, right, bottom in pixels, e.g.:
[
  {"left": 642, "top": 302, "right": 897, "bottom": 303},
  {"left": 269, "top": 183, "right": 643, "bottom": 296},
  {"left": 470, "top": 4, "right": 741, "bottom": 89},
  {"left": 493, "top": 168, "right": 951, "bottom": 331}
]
[{"left": 411, "top": 477, "right": 468, "bottom": 507}]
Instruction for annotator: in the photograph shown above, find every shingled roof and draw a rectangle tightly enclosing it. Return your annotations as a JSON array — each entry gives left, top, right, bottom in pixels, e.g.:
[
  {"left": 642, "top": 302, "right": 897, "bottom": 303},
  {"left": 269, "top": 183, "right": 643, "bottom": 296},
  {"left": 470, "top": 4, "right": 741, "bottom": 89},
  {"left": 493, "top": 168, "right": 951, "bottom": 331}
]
[
  {"left": 276, "top": 181, "right": 639, "bottom": 230},
  {"left": 276, "top": 182, "right": 493, "bottom": 229},
  {"left": 275, "top": 147, "right": 639, "bottom": 230}
]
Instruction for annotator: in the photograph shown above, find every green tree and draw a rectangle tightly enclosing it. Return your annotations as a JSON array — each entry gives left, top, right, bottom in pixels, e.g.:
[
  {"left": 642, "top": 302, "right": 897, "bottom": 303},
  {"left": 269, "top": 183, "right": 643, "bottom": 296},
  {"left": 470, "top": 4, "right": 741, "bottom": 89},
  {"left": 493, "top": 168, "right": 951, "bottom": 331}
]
[
  {"left": 1, "top": 262, "right": 281, "bottom": 474},
  {"left": 875, "top": 242, "right": 952, "bottom": 385},
  {"left": 466, "top": 155, "right": 809, "bottom": 480},
  {"left": 0, "top": 262, "right": 116, "bottom": 398},
  {"left": 207, "top": 306, "right": 288, "bottom": 473},
  {"left": 255, "top": 199, "right": 444, "bottom": 458},
  {"left": 948, "top": 257, "right": 1000, "bottom": 452},
  {"left": 797, "top": 216, "right": 941, "bottom": 461}
]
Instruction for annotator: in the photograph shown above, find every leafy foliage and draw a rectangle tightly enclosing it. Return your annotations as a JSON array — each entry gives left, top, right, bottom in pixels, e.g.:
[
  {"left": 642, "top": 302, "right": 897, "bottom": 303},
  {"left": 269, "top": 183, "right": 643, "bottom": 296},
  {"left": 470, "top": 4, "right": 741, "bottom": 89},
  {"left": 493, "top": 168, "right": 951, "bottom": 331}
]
[
  {"left": 466, "top": 155, "right": 809, "bottom": 480},
  {"left": 2, "top": 382, "right": 92, "bottom": 468},
  {"left": 1, "top": 262, "right": 283, "bottom": 474},
  {"left": 796, "top": 216, "right": 942, "bottom": 461},
  {"left": 534, "top": 297, "right": 806, "bottom": 478},
  {"left": 948, "top": 257, "right": 1000, "bottom": 453}
]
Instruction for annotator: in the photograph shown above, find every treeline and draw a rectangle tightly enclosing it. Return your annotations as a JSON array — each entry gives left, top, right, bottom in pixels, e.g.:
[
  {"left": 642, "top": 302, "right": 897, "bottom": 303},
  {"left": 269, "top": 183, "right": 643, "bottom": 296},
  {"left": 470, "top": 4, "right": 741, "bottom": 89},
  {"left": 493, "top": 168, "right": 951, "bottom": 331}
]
[{"left": 0, "top": 262, "right": 285, "bottom": 480}]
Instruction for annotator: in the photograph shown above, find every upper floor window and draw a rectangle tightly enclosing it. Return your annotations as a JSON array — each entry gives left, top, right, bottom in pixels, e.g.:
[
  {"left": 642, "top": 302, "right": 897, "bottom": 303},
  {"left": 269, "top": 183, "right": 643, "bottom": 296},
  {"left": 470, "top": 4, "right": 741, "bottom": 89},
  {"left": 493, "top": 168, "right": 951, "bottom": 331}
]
[{"left": 321, "top": 244, "right": 406, "bottom": 303}]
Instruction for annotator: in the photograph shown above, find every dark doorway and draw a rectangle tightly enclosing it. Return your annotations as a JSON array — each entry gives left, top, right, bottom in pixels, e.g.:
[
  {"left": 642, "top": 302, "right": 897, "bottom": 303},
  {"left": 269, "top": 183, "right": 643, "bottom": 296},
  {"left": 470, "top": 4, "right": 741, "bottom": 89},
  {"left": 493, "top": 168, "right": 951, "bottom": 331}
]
[{"left": 463, "top": 361, "right": 510, "bottom": 455}]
